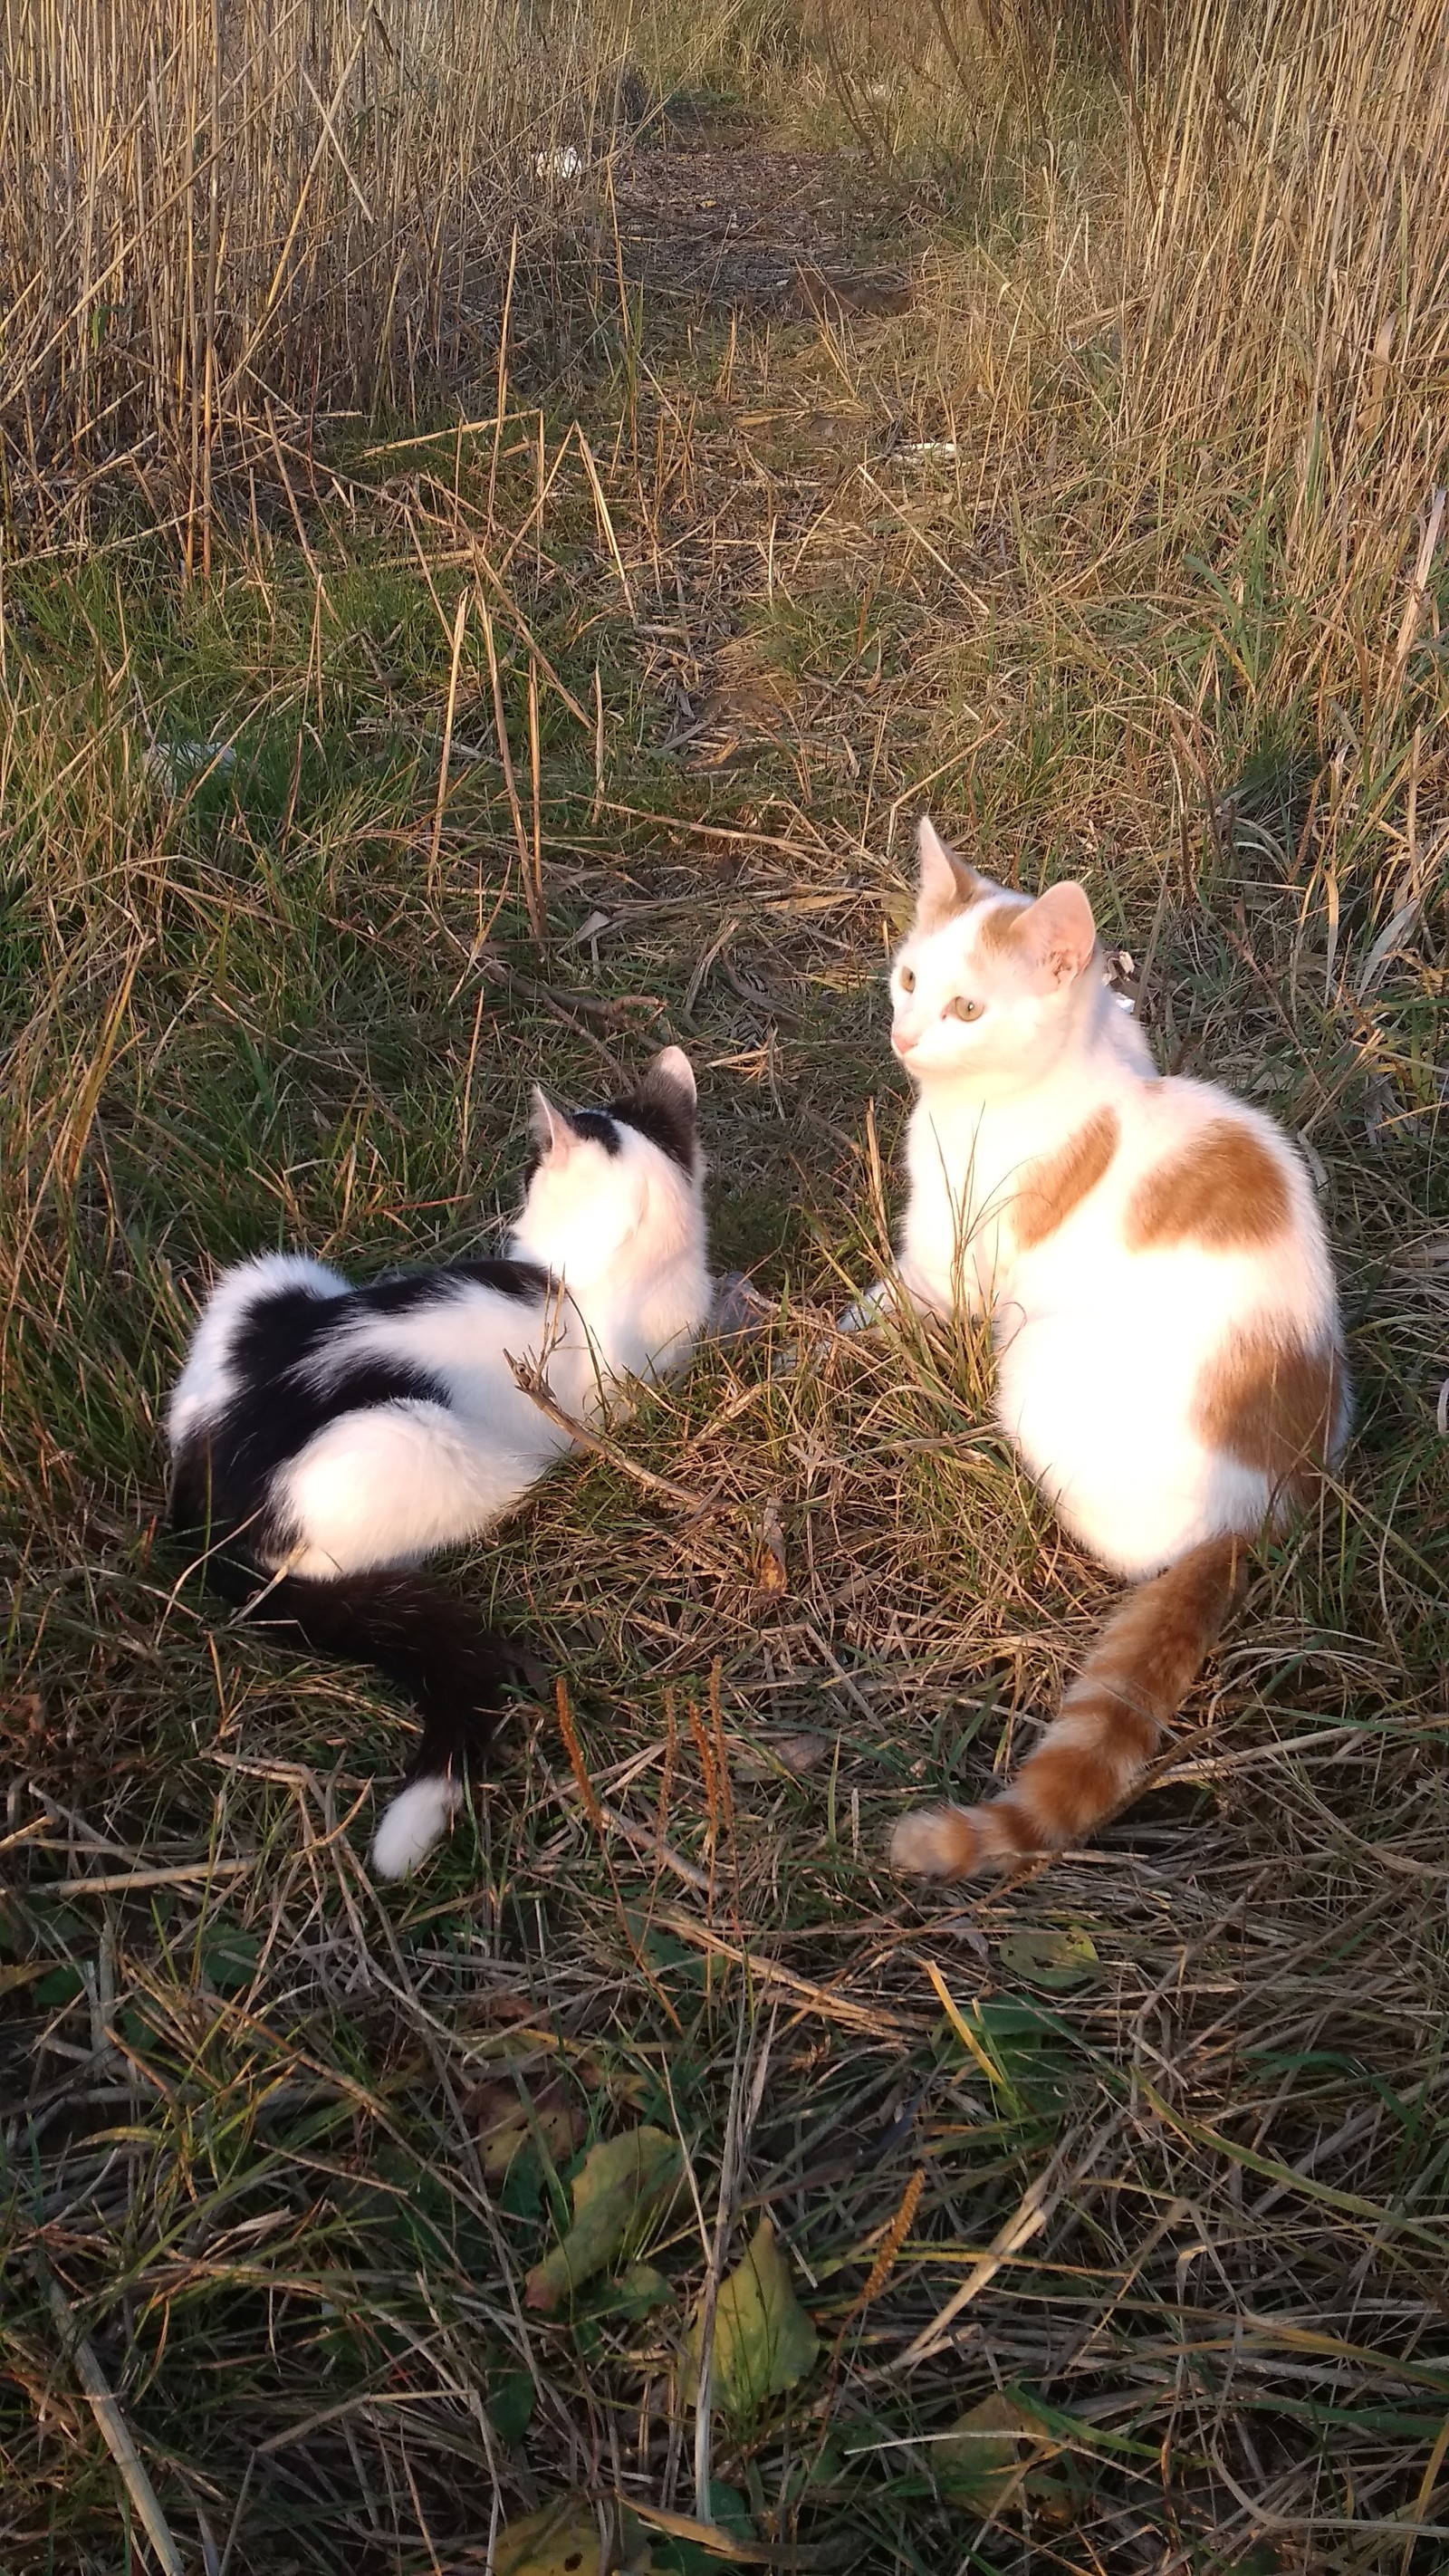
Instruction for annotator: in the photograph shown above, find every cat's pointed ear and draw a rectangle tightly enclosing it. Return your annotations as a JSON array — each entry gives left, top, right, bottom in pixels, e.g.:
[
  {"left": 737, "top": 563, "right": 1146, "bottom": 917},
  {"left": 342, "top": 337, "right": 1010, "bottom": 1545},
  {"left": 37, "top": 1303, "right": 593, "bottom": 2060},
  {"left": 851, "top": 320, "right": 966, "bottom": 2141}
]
[
  {"left": 916, "top": 815, "right": 983, "bottom": 929},
  {"left": 624, "top": 1043, "right": 698, "bottom": 1170},
  {"left": 1016, "top": 881, "right": 1098, "bottom": 990},
  {"left": 642, "top": 1043, "right": 696, "bottom": 1106},
  {"left": 529, "top": 1087, "right": 572, "bottom": 1158}
]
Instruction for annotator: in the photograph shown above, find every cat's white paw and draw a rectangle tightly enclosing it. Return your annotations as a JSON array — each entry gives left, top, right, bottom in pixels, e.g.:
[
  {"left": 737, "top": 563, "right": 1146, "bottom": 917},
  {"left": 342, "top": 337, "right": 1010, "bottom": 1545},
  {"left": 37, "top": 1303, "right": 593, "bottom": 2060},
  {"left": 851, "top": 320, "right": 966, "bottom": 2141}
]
[{"left": 370, "top": 1774, "right": 463, "bottom": 1880}]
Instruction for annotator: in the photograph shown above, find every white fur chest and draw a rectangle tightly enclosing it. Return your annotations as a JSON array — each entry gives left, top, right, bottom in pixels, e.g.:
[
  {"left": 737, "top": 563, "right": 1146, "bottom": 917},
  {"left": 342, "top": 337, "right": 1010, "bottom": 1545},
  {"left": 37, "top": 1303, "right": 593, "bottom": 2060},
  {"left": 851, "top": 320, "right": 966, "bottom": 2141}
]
[{"left": 897, "top": 1081, "right": 1097, "bottom": 1316}]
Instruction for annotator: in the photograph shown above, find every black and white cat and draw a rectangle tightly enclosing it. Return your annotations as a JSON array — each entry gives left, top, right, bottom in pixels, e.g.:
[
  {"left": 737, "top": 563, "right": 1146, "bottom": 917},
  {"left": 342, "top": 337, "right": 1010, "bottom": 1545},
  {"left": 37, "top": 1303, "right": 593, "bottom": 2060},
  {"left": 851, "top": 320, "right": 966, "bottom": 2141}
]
[{"left": 168, "top": 1046, "right": 710, "bottom": 1879}]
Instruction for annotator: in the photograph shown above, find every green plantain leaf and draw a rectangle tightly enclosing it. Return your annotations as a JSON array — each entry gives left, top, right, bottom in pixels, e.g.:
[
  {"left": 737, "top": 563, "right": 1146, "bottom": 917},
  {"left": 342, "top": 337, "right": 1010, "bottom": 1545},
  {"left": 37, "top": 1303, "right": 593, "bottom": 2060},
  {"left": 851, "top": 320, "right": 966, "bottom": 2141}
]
[
  {"left": 682, "top": 2216, "right": 818, "bottom": 2417},
  {"left": 996, "top": 1925, "right": 1100, "bottom": 1990},
  {"left": 524, "top": 2126, "right": 681, "bottom": 2313}
]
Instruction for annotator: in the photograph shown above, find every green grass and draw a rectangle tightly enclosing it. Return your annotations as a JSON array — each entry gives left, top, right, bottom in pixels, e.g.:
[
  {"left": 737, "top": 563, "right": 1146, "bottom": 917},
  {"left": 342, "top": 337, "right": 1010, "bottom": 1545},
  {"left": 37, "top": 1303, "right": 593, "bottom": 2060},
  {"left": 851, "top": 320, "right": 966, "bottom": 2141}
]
[{"left": 5, "top": 33, "right": 1449, "bottom": 2575}]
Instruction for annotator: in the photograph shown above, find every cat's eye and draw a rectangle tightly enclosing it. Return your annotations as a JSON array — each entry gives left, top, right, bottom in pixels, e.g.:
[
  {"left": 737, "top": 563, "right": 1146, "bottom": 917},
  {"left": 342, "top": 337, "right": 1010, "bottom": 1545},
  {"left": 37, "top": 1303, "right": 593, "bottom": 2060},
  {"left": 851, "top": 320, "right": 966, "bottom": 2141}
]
[
  {"left": 947, "top": 995, "right": 983, "bottom": 1022},
  {"left": 898, "top": 966, "right": 916, "bottom": 994}
]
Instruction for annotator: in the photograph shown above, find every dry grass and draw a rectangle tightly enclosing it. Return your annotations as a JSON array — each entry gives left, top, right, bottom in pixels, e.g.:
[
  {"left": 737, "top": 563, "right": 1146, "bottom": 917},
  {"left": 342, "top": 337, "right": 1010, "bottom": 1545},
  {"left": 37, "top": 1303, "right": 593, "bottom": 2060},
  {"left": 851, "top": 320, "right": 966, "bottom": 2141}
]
[
  {"left": 3, "top": 2, "right": 1448, "bottom": 2571},
  {"left": 0, "top": 0, "right": 648, "bottom": 549}
]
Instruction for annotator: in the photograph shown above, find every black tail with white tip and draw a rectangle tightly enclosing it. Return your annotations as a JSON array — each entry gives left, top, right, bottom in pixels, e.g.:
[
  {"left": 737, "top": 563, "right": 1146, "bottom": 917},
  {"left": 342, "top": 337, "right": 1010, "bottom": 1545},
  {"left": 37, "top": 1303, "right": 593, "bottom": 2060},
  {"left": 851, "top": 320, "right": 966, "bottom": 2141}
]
[{"left": 176, "top": 1534, "right": 541, "bottom": 1879}]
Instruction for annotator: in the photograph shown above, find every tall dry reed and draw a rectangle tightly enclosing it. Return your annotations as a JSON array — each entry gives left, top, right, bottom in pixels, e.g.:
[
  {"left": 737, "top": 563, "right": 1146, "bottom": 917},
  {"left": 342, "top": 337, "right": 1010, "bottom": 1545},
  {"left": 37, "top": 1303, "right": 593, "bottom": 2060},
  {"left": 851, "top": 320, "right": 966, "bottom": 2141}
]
[
  {"left": 1118, "top": 0, "right": 1449, "bottom": 729},
  {"left": 0, "top": 0, "right": 627, "bottom": 541}
]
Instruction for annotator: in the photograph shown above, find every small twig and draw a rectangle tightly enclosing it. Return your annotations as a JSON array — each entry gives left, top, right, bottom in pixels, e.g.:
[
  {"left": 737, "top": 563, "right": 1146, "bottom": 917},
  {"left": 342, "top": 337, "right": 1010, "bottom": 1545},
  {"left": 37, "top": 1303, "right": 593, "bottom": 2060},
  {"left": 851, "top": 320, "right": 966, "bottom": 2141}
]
[
  {"left": 38, "top": 2260, "right": 185, "bottom": 2574},
  {"left": 576, "top": 427, "right": 637, "bottom": 618},
  {"left": 39, "top": 1860, "right": 253, "bottom": 1896},
  {"left": 694, "top": 2005, "right": 753, "bottom": 2522},
  {"left": 595, "top": 1798, "right": 711, "bottom": 1896},
  {"left": 505, "top": 1352, "right": 705, "bottom": 1510}
]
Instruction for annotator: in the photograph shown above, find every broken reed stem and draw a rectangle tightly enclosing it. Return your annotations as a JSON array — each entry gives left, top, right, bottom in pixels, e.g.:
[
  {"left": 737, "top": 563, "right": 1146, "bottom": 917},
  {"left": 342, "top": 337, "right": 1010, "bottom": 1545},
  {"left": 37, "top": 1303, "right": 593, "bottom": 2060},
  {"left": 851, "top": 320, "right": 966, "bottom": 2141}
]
[
  {"left": 39, "top": 2261, "right": 184, "bottom": 2576},
  {"left": 485, "top": 224, "right": 519, "bottom": 548},
  {"left": 575, "top": 427, "right": 637, "bottom": 620},
  {"left": 427, "top": 584, "right": 469, "bottom": 891},
  {"left": 1389, "top": 484, "right": 1447, "bottom": 700},
  {"left": 658, "top": 1688, "right": 679, "bottom": 1875},
  {"left": 479, "top": 587, "right": 533, "bottom": 920},
  {"left": 705, "top": 1658, "right": 735, "bottom": 1839},
  {"left": 590, "top": 660, "right": 605, "bottom": 825},
  {"left": 526, "top": 651, "right": 545, "bottom": 947}
]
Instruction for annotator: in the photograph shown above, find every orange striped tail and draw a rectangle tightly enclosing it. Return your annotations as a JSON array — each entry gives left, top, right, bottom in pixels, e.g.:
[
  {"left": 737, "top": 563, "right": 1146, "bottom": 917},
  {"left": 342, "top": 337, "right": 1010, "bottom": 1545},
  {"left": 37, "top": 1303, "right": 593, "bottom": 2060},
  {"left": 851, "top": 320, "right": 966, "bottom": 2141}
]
[{"left": 890, "top": 1535, "right": 1246, "bottom": 1879}]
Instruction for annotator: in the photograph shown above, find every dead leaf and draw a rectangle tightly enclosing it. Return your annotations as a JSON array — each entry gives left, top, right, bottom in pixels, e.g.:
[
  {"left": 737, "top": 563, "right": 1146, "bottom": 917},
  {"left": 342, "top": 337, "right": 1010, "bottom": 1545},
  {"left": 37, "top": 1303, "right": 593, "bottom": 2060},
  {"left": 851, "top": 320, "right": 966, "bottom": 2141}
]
[
  {"left": 467, "top": 2073, "right": 588, "bottom": 2179},
  {"left": 489, "top": 2494, "right": 651, "bottom": 2576},
  {"left": 797, "top": 259, "right": 914, "bottom": 317},
  {"left": 995, "top": 1926, "right": 1100, "bottom": 1991},
  {"left": 754, "top": 1500, "right": 788, "bottom": 1596},
  {"left": 0, "top": 1960, "right": 51, "bottom": 1999},
  {"left": 525, "top": 2126, "right": 681, "bottom": 2313},
  {"left": 682, "top": 2216, "right": 819, "bottom": 2416},
  {"left": 733, "top": 1732, "right": 829, "bottom": 1780},
  {"left": 936, "top": 2389, "right": 1077, "bottom": 2520},
  {"left": 611, "top": 2263, "right": 676, "bottom": 2318},
  {"left": 466, "top": 1990, "right": 541, "bottom": 2030}
]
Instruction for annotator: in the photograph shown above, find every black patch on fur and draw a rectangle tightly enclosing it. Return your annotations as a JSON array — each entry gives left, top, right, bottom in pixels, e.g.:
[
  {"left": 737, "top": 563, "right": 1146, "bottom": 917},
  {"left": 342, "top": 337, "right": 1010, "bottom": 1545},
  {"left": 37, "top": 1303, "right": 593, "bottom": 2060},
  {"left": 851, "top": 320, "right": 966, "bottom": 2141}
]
[
  {"left": 360, "top": 1257, "right": 552, "bottom": 1317},
  {"left": 169, "top": 1279, "right": 448, "bottom": 1552},
  {"left": 194, "top": 1551, "right": 542, "bottom": 1786},
  {"left": 522, "top": 1082, "right": 696, "bottom": 1177},
  {"left": 169, "top": 1267, "right": 554, "bottom": 1820},
  {"left": 609, "top": 1076, "right": 696, "bottom": 1172},
  {"left": 567, "top": 1107, "right": 622, "bottom": 1155}
]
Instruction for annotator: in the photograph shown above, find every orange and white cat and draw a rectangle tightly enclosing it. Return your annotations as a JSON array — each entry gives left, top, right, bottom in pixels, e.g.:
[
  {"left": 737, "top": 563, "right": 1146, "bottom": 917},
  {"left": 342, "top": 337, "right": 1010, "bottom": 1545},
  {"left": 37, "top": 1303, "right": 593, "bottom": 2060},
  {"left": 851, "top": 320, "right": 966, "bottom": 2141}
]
[{"left": 856, "top": 818, "right": 1348, "bottom": 1878}]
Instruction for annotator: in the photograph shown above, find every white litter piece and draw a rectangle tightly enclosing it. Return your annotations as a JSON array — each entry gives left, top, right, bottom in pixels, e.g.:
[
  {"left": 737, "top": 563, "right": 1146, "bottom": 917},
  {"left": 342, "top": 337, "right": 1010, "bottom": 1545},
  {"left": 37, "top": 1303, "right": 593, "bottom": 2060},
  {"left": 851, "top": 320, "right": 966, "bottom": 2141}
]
[
  {"left": 897, "top": 439, "right": 959, "bottom": 462},
  {"left": 710, "top": 1271, "right": 775, "bottom": 1345},
  {"left": 534, "top": 144, "right": 583, "bottom": 181},
  {"left": 565, "top": 908, "right": 614, "bottom": 947}
]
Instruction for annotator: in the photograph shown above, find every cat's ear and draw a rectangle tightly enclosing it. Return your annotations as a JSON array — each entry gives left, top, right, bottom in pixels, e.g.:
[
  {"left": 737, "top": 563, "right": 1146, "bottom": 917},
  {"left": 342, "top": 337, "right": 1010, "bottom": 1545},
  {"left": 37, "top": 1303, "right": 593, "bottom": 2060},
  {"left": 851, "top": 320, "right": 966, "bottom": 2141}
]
[
  {"left": 624, "top": 1043, "right": 698, "bottom": 1170},
  {"left": 1015, "top": 881, "right": 1098, "bottom": 990},
  {"left": 640, "top": 1043, "right": 696, "bottom": 1106},
  {"left": 916, "top": 816, "right": 983, "bottom": 929},
  {"left": 529, "top": 1087, "right": 572, "bottom": 1158}
]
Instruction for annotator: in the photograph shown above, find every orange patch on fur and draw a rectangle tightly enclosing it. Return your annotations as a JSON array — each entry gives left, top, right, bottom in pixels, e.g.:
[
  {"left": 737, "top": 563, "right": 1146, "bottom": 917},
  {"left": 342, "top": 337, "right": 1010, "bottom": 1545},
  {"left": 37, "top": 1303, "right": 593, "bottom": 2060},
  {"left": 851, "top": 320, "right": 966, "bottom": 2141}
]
[
  {"left": 974, "top": 900, "right": 1028, "bottom": 958},
  {"left": 1014, "top": 1108, "right": 1119, "bottom": 1251},
  {"left": 1125, "top": 1118, "right": 1291, "bottom": 1252},
  {"left": 892, "top": 1536, "right": 1245, "bottom": 1881},
  {"left": 1193, "top": 1326, "right": 1342, "bottom": 1508},
  {"left": 1009, "top": 1729, "right": 1130, "bottom": 1841}
]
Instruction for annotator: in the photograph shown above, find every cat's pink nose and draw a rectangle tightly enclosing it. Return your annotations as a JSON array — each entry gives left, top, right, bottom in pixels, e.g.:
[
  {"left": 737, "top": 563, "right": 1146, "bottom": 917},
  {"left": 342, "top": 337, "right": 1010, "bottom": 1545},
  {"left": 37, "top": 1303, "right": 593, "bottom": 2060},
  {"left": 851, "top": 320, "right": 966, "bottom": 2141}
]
[{"left": 892, "top": 1028, "right": 915, "bottom": 1057}]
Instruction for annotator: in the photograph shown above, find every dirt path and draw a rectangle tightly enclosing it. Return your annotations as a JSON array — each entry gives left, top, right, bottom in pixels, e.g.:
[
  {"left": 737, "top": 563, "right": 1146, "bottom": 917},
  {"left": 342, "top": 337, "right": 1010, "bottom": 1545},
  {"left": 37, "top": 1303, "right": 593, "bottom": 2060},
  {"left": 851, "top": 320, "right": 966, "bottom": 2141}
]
[{"left": 613, "top": 119, "right": 916, "bottom": 318}]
